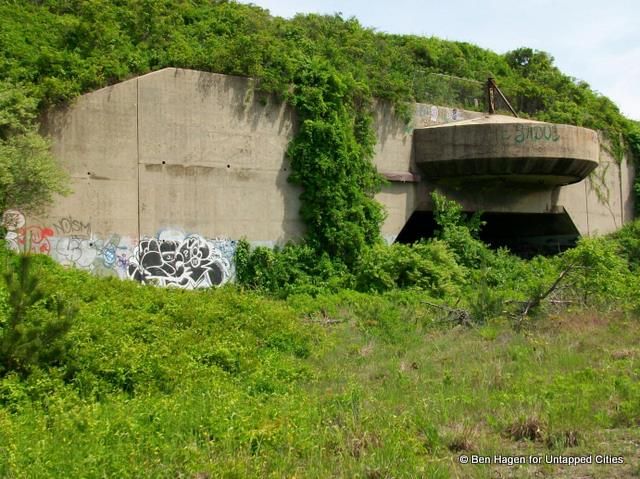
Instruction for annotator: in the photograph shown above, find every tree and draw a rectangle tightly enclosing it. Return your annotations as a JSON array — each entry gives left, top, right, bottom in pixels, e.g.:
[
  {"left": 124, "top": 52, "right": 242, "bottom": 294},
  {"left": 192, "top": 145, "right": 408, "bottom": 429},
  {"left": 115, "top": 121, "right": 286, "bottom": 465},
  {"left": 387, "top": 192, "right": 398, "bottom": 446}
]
[
  {"left": 0, "top": 254, "right": 74, "bottom": 376},
  {"left": 0, "top": 81, "right": 69, "bottom": 215}
]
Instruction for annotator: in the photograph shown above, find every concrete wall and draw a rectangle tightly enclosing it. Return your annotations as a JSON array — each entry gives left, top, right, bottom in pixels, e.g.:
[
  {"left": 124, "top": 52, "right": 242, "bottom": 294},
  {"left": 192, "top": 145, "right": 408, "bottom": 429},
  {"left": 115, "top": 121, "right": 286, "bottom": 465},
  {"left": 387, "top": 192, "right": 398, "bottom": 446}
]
[
  {"left": 136, "top": 69, "right": 301, "bottom": 242},
  {"left": 2, "top": 68, "right": 635, "bottom": 287},
  {"left": 558, "top": 138, "right": 633, "bottom": 236},
  {"left": 26, "top": 68, "right": 304, "bottom": 287},
  {"left": 373, "top": 101, "right": 485, "bottom": 241}
]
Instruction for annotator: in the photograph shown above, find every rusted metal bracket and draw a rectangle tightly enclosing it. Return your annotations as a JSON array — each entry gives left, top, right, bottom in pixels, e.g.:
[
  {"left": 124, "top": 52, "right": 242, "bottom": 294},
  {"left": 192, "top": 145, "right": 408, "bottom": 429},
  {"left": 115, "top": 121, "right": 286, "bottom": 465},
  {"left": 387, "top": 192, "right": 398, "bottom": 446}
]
[{"left": 487, "top": 77, "right": 518, "bottom": 117}]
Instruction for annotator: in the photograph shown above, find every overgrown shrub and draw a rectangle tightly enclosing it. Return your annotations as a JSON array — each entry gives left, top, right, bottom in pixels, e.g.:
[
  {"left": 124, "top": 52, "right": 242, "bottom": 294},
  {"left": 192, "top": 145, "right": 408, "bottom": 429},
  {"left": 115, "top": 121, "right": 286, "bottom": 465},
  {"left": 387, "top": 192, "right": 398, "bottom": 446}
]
[
  {"left": 234, "top": 239, "right": 351, "bottom": 296},
  {"left": 561, "top": 237, "right": 636, "bottom": 308},
  {"left": 466, "top": 268, "right": 507, "bottom": 323},
  {"left": 354, "top": 241, "right": 464, "bottom": 296},
  {"left": 0, "top": 131, "right": 69, "bottom": 214},
  {"left": 610, "top": 220, "right": 640, "bottom": 269},
  {"left": 431, "top": 192, "right": 492, "bottom": 270},
  {"left": 0, "top": 77, "right": 69, "bottom": 214}
]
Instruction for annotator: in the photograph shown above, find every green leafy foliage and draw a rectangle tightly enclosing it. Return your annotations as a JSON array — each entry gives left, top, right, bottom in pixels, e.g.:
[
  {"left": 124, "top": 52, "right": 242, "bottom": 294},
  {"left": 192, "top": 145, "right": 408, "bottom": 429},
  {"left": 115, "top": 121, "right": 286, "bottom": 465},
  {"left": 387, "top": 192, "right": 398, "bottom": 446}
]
[
  {"left": 0, "top": 81, "right": 38, "bottom": 138},
  {"left": 0, "top": 79, "right": 69, "bottom": 214},
  {"left": 234, "top": 238, "right": 350, "bottom": 296},
  {"left": 466, "top": 268, "right": 507, "bottom": 324},
  {"left": 354, "top": 241, "right": 464, "bottom": 296},
  {"left": 1, "top": 243, "right": 639, "bottom": 477},
  {"left": 431, "top": 191, "right": 490, "bottom": 270},
  {"left": 0, "top": 131, "right": 70, "bottom": 214},
  {"left": 610, "top": 220, "right": 640, "bottom": 269},
  {"left": 562, "top": 237, "right": 637, "bottom": 308},
  {"left": 286, "top": 59, "right": 385, "bottom": 264},
  {"left": 0, "top": 255, "right": 74, "bottom": 376},
  {"left": 236, "top": 187, "right": 640, "bottom": 327}
]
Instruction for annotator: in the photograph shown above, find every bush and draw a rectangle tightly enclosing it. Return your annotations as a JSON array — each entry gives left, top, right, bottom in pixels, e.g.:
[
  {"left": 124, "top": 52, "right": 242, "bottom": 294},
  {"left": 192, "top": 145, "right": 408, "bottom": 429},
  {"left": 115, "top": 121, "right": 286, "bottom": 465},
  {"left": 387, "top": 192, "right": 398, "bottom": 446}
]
[
  {"left": 431, "top": 192, "right": 492, "bottom": 270},
  {"left": 0, "top": 131, "right": 69, "bottom": 215},
  {"left": 561, "top": 237, "right": 635, "bottom": 308},
  {"left": 466, "top": 269, "right": 507, "bottom": 323},
  {"left": 354, "top": 241, "right": 465, "bottom": 296},
  {"left": 610, "top": 220, "right": 640, "bottom": 269},
  {"left": 235, "top": 239, "right": 351, "bottom": 296}
]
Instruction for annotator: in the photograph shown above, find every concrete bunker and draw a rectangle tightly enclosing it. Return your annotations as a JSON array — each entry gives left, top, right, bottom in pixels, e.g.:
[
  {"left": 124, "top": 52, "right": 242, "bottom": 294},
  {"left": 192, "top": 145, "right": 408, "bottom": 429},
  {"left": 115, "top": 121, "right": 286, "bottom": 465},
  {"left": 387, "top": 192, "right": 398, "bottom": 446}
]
[
  {"left": 1, "top": 68, "right": 634, "bottom": 287},
  {"left": 402, "top": 113, "right": 600, "bottom": 255}
]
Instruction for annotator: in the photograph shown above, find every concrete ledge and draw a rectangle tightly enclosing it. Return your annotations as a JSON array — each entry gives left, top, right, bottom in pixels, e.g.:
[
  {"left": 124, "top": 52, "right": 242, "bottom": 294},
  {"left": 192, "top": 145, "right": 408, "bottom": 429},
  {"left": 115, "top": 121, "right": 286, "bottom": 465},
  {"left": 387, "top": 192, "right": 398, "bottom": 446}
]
[
  {"left": 380, "top": 171, "right": 421, "bottom": 183},
  {"left": 414, "top": 115, "right": 599, "bottom": 185}
]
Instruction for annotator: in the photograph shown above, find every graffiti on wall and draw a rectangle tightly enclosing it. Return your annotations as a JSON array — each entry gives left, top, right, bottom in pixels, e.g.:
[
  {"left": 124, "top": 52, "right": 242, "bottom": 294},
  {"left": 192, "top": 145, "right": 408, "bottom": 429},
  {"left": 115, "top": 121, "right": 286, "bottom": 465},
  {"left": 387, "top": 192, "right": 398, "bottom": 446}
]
[
  {"left": 127, "top": 232, "right": 236, "bottom": 288},
  {"left": 408, "top": 104, "right": 464, "bottom": 132},
  {"left": 430, "top": 105, "right": 439, "bottom": 122},
  {"left": 54, "top": 233, "right": 131, "bottom": 278},
  {"left": 2, "top": 211, "right": 237, "bottom": 289},
  {"left": 53, "top": 215, "right": 92, "bottom": 237},
  {"left": 2, "top": 209, "right": 54, "bottom": 254},
  {"left": 514, "top": 124, "right": 560, "bottom": 144},
  {"left": 1, "top": 210, "right": 131, "bottom": 277},
  {"left": 447, "top": 108, "right": 462, "bottom": 121}
]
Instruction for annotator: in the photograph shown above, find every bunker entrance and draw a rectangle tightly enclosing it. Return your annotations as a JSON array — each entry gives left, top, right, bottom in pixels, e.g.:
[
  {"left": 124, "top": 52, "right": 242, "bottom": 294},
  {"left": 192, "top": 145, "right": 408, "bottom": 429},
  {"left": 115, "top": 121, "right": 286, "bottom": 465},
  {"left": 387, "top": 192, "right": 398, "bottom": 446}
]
[{"left": 395, "top": 211, "right": 579, "bottom": 257}]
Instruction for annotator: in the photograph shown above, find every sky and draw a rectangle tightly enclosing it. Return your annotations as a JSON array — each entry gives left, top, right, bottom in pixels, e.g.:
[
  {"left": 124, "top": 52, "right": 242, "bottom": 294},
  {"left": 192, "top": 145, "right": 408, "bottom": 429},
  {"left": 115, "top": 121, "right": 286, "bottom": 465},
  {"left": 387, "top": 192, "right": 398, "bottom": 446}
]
[{"left": 237, "top": 0, "right": 640, "bottom": 120}]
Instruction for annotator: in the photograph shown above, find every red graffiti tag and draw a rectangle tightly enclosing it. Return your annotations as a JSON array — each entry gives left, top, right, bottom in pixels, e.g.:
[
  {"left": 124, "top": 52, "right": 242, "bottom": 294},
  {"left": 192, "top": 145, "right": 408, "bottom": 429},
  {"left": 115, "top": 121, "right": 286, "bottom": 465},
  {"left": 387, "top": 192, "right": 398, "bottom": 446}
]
[{"left": 17, "top": 226, "right": 54, "bottom": 254}]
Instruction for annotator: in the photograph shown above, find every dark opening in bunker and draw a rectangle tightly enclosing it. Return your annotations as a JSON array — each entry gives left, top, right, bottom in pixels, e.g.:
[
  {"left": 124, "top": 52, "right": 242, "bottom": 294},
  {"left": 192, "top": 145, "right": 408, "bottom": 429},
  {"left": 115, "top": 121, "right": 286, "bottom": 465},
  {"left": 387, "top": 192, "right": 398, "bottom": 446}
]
[
  {"left": 395, "top": 211, "right": 580, "bottom": 257},
  {"left": 394, "top": 211, "right": 438, "bottom": 244}
]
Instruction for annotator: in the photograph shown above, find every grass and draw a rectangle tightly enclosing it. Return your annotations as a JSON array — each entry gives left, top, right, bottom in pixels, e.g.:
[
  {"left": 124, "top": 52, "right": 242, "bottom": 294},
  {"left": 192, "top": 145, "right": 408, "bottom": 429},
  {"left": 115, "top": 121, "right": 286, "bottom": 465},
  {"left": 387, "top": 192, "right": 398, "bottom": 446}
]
[{"left": 0, "top": 259, "right": 639, "bottom": 478}]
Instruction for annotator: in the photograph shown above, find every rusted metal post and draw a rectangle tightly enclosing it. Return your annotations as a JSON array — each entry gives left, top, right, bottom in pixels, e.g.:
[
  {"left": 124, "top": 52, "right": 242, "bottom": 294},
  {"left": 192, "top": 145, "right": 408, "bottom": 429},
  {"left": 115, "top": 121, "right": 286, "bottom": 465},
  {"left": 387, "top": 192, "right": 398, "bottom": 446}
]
[{"left": 487, "top": 77, "right": 496, "bottom": 114}]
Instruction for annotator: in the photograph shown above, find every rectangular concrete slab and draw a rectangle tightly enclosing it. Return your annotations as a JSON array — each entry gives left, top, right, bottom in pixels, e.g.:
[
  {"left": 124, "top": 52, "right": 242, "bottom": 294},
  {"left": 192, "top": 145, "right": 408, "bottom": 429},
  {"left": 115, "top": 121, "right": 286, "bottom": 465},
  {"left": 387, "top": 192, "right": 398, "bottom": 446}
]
[
  {"left": 620, "top": 156, "right": 636, "bottom": 224},
  {"left": 376, "top": 183, "right": 419, "bottom": 242},
  {"left": 39, "top": 78, "right": 139, "bottom": 237},
  {"left": 585, "top": 155, "right": 623, "bottom": 235},
  {"left": 137, "top": 68, "right": 303, "bottom": 242},
  {"left": 556, "top": 181, "right": 589, "bottom": 236}
]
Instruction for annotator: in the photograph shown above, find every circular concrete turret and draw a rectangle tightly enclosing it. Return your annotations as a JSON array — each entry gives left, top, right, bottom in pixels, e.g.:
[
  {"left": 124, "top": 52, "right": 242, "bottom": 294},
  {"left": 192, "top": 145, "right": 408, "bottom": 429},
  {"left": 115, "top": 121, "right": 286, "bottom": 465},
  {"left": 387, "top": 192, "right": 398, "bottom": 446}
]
[{"left": 413, "top": 115, "right": 599, "bottom": 185}]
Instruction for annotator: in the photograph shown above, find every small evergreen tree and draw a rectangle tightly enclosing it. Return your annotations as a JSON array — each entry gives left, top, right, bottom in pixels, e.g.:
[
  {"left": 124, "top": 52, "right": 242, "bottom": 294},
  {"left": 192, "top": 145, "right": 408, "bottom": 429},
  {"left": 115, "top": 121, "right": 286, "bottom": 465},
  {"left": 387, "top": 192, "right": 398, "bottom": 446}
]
[{"left": 0, "top": 254, "right": 74, "bottom": 376}]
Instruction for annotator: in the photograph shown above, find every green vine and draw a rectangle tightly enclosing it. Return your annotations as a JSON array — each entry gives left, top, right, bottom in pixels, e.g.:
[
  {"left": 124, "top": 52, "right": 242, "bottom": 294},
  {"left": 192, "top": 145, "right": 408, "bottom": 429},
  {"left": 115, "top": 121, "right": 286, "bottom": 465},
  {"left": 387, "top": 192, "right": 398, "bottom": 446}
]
[
  {"left": 285, "top": 59, "right": 385, "bottom": 266},
  {"left": 627, "top": 126, "right": 640, "bottom": 215}
]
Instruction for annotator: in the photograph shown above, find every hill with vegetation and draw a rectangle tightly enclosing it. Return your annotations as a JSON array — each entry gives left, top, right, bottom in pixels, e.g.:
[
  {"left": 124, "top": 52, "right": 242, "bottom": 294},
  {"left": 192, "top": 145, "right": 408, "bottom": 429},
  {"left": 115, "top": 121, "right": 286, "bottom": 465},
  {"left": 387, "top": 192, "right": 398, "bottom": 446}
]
[
  {"left": 1, "top": 2, "right": 640, "bottom": 476},
  {"left": 1, "top": 0, "right": 639, "bottom": 263},
  {"left": 2, "top": 0, "right": 639, "bottom": 139}
]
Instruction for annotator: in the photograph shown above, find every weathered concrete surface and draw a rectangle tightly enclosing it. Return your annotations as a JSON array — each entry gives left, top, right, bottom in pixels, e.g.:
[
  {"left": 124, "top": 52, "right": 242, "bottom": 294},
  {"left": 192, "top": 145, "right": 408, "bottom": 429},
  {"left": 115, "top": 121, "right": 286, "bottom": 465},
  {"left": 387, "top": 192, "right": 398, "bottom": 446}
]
[
  {"left": 376, "top": 183, "right": 420, "bottom": 243},
  {"left": 621, "top": 154, "right": 636, "bottom": 225},
  {"left": 413, "top": 115, "right": 599, "bottom": 185},
  {"left": 555, "top": 136, "right": 633, "bottom": 236},
  {"left": 585, "top": 142, "right": 624, "bottom": 235},
  {"left": 40, "top": 77, "right": 139, "bottom": 238},
  {"left": 373, "top": 102, "right": 483, "bottom": 241},
  {"left": 137, "top": 69, "right": 302, "bottom": 242},
  {"left": 2, "top": 68, "right": 633, "bottom": 287},
  {"left": 555, "top": 181, "right": 590, "bottom": 236}
]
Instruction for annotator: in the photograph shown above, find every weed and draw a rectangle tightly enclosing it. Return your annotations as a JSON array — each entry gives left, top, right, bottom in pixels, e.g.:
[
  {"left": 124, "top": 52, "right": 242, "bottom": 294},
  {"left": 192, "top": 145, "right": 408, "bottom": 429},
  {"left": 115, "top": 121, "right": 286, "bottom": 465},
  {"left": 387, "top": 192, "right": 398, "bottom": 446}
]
[{"left": 506, "top": 417, "right": 546, "bottom": 442}]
